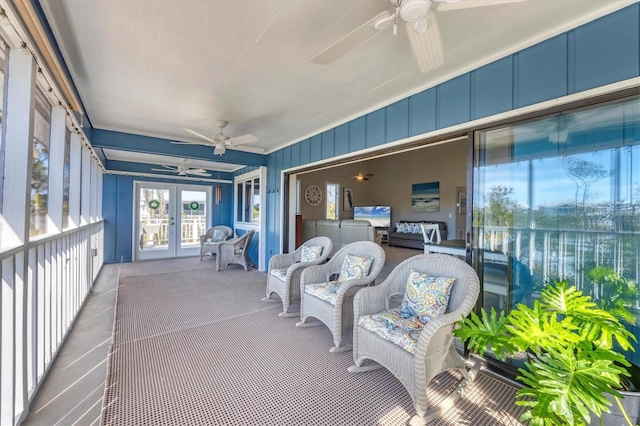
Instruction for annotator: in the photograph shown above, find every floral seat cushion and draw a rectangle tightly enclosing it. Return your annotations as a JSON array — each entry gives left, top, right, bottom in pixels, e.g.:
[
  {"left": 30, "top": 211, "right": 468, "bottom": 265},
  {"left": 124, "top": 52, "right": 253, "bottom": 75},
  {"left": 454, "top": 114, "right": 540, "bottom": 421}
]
[
  {"left": 270, "top": 268, "right": 288, "bottom": 281},
  {"left": 358, "top": 308, "right": 425, "bottom": 354},
  {"left": 304, "top": 281, "right": 340, "bottom": 305}
]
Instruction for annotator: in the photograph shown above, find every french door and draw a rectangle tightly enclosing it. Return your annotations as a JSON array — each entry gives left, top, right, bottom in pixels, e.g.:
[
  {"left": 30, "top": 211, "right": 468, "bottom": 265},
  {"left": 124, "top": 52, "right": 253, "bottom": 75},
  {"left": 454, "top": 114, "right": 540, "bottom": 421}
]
[{"left": 134, "top": 182, "right": 211, "bottom": 260}]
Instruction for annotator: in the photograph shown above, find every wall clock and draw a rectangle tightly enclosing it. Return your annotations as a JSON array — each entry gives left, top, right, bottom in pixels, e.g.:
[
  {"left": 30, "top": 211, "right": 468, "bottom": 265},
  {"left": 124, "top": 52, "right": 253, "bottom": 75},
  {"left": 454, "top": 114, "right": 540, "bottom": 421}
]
[{"left": 304, "top": 185, "right": 322, "bottom": 206}]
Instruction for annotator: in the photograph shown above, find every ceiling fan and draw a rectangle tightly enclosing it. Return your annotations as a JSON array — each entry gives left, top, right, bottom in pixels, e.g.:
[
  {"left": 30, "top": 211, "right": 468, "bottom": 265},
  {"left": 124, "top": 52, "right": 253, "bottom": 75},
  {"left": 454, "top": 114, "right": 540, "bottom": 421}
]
[
  {"left": 151, "top": 159, "right": 212, "bottom": 177},
  {"left": 173, "top": 120, "right": 264, "bottom": 156},
  {"left": 345, "top": 172, "right": 374, "bottom": 181},
  {"left": 312, "top": 0, "right": 526, "bottom": 74}
]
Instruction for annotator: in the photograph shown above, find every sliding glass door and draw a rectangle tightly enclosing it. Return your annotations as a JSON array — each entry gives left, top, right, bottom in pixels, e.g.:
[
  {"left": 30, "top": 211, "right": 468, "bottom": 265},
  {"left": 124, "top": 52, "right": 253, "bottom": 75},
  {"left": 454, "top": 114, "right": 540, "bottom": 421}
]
[
  {"left": 135, "top": 182, "right": 211, "bottom": 260},
  {"left": 472, "top": 96, "right": 640, "bottom": 367}
]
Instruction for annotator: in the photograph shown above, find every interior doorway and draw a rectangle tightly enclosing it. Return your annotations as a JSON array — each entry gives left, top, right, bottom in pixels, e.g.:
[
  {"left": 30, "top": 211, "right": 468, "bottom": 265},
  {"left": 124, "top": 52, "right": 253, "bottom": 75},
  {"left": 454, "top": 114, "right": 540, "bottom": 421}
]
[{"left": 134, "top": 182, "right": 211, "bottom": 260}]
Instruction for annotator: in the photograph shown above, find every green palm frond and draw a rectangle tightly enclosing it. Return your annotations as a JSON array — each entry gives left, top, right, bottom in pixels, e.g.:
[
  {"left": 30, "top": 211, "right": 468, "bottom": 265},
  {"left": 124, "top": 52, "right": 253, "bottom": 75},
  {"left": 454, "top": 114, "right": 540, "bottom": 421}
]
[
  {"left": 453, "top": 307, "right": 514, "bottom": 360},
  {"left": 455, "top": 281, "right": 637, "bottom": 426}
]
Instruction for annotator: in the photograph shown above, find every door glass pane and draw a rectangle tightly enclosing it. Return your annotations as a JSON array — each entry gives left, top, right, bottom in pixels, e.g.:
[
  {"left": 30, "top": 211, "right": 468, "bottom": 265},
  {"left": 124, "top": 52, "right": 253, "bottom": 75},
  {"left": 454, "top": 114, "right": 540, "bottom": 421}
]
[
  {"left": 473, "top": 97, "right": 640, "bottom": 369},
  {"left": 236, "top": 182, "right": 243, "bottom": 222},
  {"left": 244, "top": 180, "right": 252, "bottom": 223},
  {"left": 326, "top": 183, "right": 338, "bottom": 220},
  {"left": 181, "top": 190, "right": 206, "bottom": 249},
  {"left": 139, "top": 188, "right": 169, "bottom": 251},
  {"left": 252, "top": 178, "right": 260, "bottom": 225}
]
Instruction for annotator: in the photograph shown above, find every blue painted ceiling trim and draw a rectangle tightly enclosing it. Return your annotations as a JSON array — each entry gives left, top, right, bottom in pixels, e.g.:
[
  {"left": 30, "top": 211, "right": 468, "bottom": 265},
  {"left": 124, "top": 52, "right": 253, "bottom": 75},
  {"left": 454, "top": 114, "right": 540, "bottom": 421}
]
[
  {"left": 106, "top": 160, "right": 234, "bottom": 180},
  {"left": 92, "top": 129, "right": 267, "bottom": 168}
]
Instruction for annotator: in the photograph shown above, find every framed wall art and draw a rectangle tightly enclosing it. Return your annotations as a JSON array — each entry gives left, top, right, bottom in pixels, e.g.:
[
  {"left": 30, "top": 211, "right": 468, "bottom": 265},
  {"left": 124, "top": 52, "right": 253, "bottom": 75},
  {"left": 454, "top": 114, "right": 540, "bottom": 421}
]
[{"left": 412, "top": 181, "right": 440, "bottom": 212}]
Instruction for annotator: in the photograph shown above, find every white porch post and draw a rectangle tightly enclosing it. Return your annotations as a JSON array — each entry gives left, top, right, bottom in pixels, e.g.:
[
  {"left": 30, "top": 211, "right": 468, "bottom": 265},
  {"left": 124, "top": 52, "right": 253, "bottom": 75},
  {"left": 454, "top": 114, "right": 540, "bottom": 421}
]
[
  {"left": 0, "top": 47, "right": 36, "bottom": 426},
  {"left": 80, "top": 145, "right": 91, "bottom": 226},
  {"left": 68, "top": 132, "right": 82, "bottom": 228},
  {"left": 47, "top": 106, "right": 66, "bottom": 234}
]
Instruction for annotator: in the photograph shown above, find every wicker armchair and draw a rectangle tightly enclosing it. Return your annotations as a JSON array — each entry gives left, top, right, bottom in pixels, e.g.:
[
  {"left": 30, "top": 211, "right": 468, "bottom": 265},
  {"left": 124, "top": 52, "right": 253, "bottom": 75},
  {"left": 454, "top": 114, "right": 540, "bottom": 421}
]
[
  {"left": 216, "top": 230, "right": 255, "bottom": 271},
  {"left": 264, "top": 237, "right": 333, "bottom": 317},
  {"left": 200, "top": 225, "right": 233, "bottom": 260},
  {"left": 348, "top": 253, "right": 480, "bottom": 426},
  {"left": 296, "top": 241, "right": 386, "bottom": 353}
]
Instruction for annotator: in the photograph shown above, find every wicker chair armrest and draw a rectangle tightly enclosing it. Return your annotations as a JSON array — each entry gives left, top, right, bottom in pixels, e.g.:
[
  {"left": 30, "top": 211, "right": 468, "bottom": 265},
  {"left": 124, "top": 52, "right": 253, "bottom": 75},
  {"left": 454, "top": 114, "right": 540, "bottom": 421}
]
[
  {"left": 217, "top": 240, "right": 237, "bottom": 256},
  {"left": 413, "top": 311, "right": 466, "bottom": 358},
  {"left": 353, "top": 285, "right": 389, "bottom": 318},
  {"left": 268, "top": 253, "right": 296, "bottom": 270},
  {"left": 301, "top": 263, "right": 341, "bottom": 285}
]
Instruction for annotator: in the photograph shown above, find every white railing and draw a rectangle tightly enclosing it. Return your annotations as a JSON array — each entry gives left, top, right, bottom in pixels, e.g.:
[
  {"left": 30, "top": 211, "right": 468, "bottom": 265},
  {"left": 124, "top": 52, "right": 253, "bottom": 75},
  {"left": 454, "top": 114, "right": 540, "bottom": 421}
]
[
  {"left": 0, "top": 221, "right": 104, "bottom": 426},
  {"left": 140, "top": 216, "right": 207, "bottom": 246},
  {"left": 477, "top": 226, "right": 640, "bottom": 300}
]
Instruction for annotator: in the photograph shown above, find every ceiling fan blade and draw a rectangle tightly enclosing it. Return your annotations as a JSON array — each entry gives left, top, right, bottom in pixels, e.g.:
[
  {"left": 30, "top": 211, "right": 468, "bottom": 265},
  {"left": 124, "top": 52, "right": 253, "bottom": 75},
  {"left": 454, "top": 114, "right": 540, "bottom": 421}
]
[
  {"left": 227, "top": 144, "right": 265, "bottom": 154},
  {"left": 186, "top": 168, "right": 207, "bottom": 174},
  {"left": 151, "top": 168, "right": 174, "bottom": 173},
  {"left": 183, "top": 128, "right": 213, "bottom": 142},
  {"left": 225, "top": 134, "right": 258, "bottom": 146},
  {"left": 170, "top": 140, "right": 211, "bottom": 147},
  {"left": 311, "top": 11, "right": 391, "bottom": 65},
  {"left": 188, "top": 171, "right": 212, "bottom": 177},
  {"left": 437, "top": 0, "right": 526, "bottom": 11},
  {"left": 406, "top": 12, "right": 445, "bottom": 73}
]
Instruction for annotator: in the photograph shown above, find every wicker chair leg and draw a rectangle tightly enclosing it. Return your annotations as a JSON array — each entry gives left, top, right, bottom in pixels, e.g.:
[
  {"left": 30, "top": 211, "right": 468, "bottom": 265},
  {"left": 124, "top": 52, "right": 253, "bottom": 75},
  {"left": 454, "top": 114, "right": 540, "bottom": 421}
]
[
  {"left": 347, "top": 363, "right": 384, "bottom": 373},
  {"left": 278, "top": 311, "right": 299, "bottom": 318},
  {"left": 329, "top": 343, "right": 352, "bottom": 353},
  {"left": 410, "top": 361, "right": 482, "bottom": 426},
  {"left": 295, "top": 320, "right": 323, "bottom": 328}
]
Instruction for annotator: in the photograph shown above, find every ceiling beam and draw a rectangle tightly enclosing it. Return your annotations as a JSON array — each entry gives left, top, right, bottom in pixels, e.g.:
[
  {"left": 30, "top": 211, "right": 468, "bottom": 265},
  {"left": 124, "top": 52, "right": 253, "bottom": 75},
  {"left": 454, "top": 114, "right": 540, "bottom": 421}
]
[{"left": 92, "top": 129, "right": 267, "bottom": 168}]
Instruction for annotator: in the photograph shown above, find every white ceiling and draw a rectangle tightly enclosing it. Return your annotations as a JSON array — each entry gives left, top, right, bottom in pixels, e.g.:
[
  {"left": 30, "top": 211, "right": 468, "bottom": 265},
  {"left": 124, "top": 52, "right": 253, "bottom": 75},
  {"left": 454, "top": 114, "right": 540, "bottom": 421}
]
[{"left": 39, "top": 0, "right": 634, "bottom": 171}]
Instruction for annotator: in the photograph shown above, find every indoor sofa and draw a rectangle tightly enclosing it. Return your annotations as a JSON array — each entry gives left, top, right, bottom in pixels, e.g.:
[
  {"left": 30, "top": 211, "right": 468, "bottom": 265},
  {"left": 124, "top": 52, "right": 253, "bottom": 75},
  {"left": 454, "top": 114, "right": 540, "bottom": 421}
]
[{"left": 388, "top": 220, "right": 448, "bottom": 249}]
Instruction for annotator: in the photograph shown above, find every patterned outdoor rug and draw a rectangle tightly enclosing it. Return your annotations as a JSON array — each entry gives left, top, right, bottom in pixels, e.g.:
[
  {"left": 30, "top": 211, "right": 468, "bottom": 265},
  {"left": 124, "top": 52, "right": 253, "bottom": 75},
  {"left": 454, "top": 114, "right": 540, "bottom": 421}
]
[{"left": 101, "top": 258, "right": 527, "bottom": 425}]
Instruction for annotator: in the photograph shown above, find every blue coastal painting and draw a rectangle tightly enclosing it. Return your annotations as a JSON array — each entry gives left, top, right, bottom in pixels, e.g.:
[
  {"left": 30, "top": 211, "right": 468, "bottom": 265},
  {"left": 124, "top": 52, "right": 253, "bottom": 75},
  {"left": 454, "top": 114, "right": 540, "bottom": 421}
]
[{"left": 412, "top": 182, "right": 440, "bottom": 212}]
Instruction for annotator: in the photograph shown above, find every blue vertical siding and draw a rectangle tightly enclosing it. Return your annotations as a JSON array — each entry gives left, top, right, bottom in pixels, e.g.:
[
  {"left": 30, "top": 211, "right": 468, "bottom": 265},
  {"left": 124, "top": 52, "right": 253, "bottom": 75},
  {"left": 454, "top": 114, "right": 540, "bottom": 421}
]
[
  {"left": 102, "top": 174, "right": 118, "bottom": 262},
  {"left": 310, "top": 135, "right": 322, "bottom": 162},
  {"left": 334, "top": 123, "right": 349, "bottom": 157},
  {"left": 262, "top": 4, "right": 640, "bottom": 269},
  {"left": 573, "top": 6, "right": 640, "bottom": 93},
  {"left": 365, "top": 109, "right": 385, "bottom": 148},
  {"left": 386, "top": 99, "right": 409, "bottom": 142},
  {"left": 517, "top": 34, "right": 568, "bottom": 108},
  {"left": 409, "top": 88, "right": 437, "bottom": 136},
  {"left": 321, "top": 129, "right": 335, "bottom": 159},
  {"left": 115, "top": 175, "right": 133, "bottom": 263},
  {"left": 349, "top": 117, "right": 366, "bottom": 152},
  {"left": 472, "top": 56, "right": 513, "bottom": 119},
  {"left": 437, "top": 73, "right": 471, "bottom": 128}
]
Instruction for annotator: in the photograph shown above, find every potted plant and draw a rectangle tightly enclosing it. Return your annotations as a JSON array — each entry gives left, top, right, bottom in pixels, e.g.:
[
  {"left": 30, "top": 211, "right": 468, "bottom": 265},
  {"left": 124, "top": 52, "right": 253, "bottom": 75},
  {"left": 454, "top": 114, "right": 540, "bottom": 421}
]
[{"left": 454, "top": 281, "right": 637, "bottom": 426}]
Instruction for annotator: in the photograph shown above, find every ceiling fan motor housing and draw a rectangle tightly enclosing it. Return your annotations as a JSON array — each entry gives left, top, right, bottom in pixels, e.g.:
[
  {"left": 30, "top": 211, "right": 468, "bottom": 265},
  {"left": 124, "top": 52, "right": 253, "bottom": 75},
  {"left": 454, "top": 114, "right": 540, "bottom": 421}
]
[{"left": 399, "top": 0, "right": 431, "bottom": 22}]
